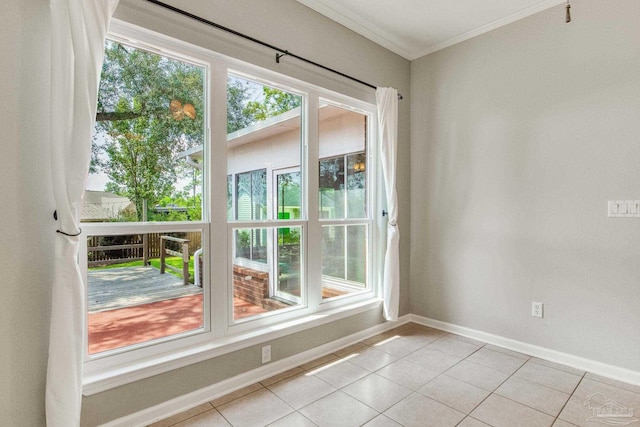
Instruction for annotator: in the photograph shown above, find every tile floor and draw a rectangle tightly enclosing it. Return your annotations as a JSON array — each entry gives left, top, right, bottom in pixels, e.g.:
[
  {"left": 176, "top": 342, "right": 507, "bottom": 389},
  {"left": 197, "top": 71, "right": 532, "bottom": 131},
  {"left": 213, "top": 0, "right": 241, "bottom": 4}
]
[{"left": 148, "top": 323, "right": 640, "bottom": 427}]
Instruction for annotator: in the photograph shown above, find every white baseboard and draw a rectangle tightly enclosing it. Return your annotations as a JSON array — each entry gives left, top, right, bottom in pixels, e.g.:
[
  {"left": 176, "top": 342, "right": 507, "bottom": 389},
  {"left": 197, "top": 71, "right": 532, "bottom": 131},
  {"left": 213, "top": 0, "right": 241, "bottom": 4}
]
[
  {"left": 101, "top": 313, "right": 639, "bottom": 426},
  {"left": 409, "top": 314, "right": 640, "bottom": 387},
  {"left": 100, "top": 314, "right": 412, "bottom": 427}
]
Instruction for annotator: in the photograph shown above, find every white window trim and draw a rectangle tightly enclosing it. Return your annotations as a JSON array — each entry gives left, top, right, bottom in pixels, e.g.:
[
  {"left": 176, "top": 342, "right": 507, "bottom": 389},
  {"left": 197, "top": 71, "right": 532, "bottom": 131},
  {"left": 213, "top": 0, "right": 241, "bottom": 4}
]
[{"left": 82, "top": 19, "right": 385, "bottom": 395}]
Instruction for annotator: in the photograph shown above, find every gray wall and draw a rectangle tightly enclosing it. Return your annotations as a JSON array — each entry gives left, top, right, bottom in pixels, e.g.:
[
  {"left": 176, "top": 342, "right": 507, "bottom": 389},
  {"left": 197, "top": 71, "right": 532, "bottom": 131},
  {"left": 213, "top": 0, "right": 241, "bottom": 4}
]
[
  {"left": 410, "top": 0, "right": 640, "bottom": 372},
  {"left": 1, "top": 1, "right": 54, "bottom": 426}
]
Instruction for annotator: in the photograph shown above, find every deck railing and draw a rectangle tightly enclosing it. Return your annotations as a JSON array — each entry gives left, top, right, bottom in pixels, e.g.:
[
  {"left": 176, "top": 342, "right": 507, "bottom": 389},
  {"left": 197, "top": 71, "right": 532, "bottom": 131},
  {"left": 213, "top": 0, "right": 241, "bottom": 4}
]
[
  {"left": 160, "top": 235, "right": 190, "bottom": 286},
  {"left": 87, "top": 232, "right": 201, "bottom": 265}
]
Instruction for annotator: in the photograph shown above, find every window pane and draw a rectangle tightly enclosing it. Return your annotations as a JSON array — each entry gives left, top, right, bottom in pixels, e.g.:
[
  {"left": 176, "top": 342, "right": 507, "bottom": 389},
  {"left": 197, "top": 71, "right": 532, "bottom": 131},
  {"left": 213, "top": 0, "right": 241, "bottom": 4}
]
[
  {"left": 321, "top": 224, "right": 367, "bottom": 299},
  {"left": 233, "top": 227, "right": 302, "bottom": 321},
  {"left": 347, "top": 153, "right": 367, "bottom": 219},
  {"left": 319, "top": 157, "right": 345, "bottom": 219},
  {"left": 227, "top": 75, "right": 302, "bottom": 222},
  {"left": 277, "top": 171, "right": 301, "bottom": 220},
  {"left": 86, "top": 40, "right": 205, "bottom": 223},
  {"left": 87, "top": 231, "right": 204, "bottom": 354},
  {"left": 318, "top": 103, "right": 367, "bottom": 219},
  {"left": 227, "top": 175, "right": 233, "bottom": 220}
]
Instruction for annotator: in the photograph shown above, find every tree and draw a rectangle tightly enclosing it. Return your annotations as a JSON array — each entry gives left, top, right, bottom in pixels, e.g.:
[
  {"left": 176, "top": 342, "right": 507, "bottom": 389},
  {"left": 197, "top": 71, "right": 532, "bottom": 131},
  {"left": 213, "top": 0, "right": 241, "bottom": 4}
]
[
  {"left": 243, "top": 86, "right": 301, "bottom": 122},
  {"left": 93, "top": 41, "right": 204, "bottom": 220},
  {"left": 92, "top": 41, "right": 302, "bottom": 222},
  {"left": 227, "top": 77, "right": 255, "bottom": 133},
  {"left": 226, "top": 77, "right": 301, "bottom": 133}
]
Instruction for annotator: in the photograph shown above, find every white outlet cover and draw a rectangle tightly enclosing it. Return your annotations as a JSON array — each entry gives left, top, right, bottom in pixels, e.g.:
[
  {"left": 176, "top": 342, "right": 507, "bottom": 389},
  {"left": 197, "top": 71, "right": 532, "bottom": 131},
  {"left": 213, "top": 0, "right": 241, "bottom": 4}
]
[
  {"left": 261, "top": 345, "right": 271, "bottom": 364},
  {"left": 531, "top": 302, "right": 543, "bottom": 318}
]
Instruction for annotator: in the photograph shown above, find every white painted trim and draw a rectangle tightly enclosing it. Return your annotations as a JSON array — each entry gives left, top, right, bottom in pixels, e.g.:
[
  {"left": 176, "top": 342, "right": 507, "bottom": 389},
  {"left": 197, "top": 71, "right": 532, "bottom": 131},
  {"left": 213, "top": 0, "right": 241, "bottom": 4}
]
[
  {"left": 98, "top": 314, "right": 412, "bottom": 427},
  {"left": 409, "top": 314, "right": 640, "bottom": 387},
  {"left": 295, "top": 0, "right": 414, "bottom": 59},
  {"left": 409, "top": 0, "right": 566, "bottom": 59},
  {"left": 296, "top": 0, "right": 565, "bottom": 60}
]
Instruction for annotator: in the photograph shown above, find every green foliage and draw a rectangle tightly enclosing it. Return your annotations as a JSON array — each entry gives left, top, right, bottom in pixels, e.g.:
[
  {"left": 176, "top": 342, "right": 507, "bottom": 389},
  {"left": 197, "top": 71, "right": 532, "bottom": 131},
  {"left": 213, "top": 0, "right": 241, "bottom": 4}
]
[
  {"left": 94, "top": 41, "right": 204, "bottom": 220},
  {"left": 93, "top": 43, "right": 301, "bottom": 222},
  {"left": 227, "top": 78, "right": 255, "bottom": 133},
  {"left": 149, "top": 193, "right": 202, "bottom": 221},
  {"left": 90, "top": 256, "right": 196, "bottom": 284},
  {"left": 243, "top": 87, "right": 301, "bottom": 122},
  {"left": 227, "top": 77, "right": 301, "bottom": 133}
]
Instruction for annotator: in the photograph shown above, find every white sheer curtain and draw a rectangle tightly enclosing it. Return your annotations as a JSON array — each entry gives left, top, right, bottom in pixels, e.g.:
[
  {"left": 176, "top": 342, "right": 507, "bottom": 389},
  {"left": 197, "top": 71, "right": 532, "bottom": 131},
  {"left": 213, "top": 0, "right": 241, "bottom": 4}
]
[
  {"left": 376, "top": 87, "right": 400, "bottom": 321},
  {"left": 47, "top": 1, "right": 119, "bottom": 425}
]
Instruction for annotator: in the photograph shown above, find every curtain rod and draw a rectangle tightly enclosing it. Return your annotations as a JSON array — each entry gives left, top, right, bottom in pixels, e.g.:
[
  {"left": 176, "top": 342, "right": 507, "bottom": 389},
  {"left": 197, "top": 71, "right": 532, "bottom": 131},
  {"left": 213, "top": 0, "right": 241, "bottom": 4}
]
[{"left": 145, "top": 0, "right": 403, "bottom": 100}]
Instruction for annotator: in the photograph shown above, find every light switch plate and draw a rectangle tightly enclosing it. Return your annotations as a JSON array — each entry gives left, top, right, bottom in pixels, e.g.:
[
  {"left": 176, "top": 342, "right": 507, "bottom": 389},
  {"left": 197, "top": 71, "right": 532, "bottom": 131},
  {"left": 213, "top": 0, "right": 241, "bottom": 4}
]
[{"left": 608, "top": 201, "right": 640, "bottom": 217}]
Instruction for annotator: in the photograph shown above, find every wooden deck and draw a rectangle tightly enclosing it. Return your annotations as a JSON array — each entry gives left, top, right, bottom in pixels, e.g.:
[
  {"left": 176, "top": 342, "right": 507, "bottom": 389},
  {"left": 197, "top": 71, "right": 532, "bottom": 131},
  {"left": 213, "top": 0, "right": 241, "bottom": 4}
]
[{"left": 88, "top": 266, "right": 202, "bottom": 313}]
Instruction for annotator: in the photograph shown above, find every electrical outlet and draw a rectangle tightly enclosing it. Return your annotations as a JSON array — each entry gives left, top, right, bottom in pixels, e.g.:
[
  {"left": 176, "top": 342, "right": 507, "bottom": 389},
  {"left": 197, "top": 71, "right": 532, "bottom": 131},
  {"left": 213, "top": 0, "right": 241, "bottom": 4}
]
[
  {"left": 532, "top": 302, "right": 544, "bottom": 318},
  {"left": 261, "top": 345, "right": 271, "bottom": 364}
]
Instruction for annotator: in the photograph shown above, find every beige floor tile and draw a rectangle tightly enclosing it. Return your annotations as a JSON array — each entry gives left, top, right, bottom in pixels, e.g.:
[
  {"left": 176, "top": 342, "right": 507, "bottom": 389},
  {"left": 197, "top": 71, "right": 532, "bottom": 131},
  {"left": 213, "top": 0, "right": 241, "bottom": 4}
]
[
  {"left": 216, "top": 389, "right": 293, "bottom": 427},
  {"left": 309, "top": 359, "right": 370, "bottom": 388},
  {"left": 552, "top": 419, "right": 578, "bottom": 427},
  {"left": 342, "top": 373, "right": 412, "bottom": 412},
  {"left": 148, "top": 403, "right": 215, "bottom": 427},
  {"left": 557, "top": 395, "right": 597, "bottom": 426},
  {"left": 495, "top": 376, "right": 571, "bottom": 416},
  {"left": 376, "top": 359, "right": 441, "bottom": 390},
  {"left": 470, "top": 394, "right": 554, "bottom": 427},
  {"left": 483, "top": 344, "right": 530, "bottom": 360},
  {"left": 300, "top": 354, "right": 340, "bottom": 371},
  {"left": 210, "top": 383, "right": 265, "bottom": 408},
  {"left": 417, "top": 374, "right": 490, "bottom": 413},
  {"left": 447, "top": 334, "right": 487, "bottom": 347},
  {"left": 384, "top": 392, "right": 465, "bottom": 427},
  {"left": 361, "top": 414, "right": 403, "bottom": 427},
  {"left": 299, "top": 391, "right": 378, "bottom": 427},
  {"left": 444, "top": 360, "right": 510, "bottom": 391},
  {"left": 425, "top": 335, "right": 482, "bottom": 358},
  {"left": 584, "top": 372, "right": 640, "bottom": 394},
  {"left": 457, "top": 417, "right": 492, "bottom": 427},
  {"left": 260, "top": 367, "right": 305, "bottom": 387},
  {"left": 267, "top": 412, "right": 317, "bottom": 427},
  {"left": 361, "top": 331, "right": 395, "bottom": 346},
  {"left": 529, "top": 357, "right": 585, "bottom": 376},
  {"left": 267, "top": 373, "right": 336, "bottom": 409},
  {"left": 403, "top": 347, "right": 463, "bottom": 373},
  {"left": 569, "top": 377, "right": 640, "bottom": 408},
  {"left": 334, "top": 342, "right": 368, "bottom": 357},
  {"left": 465, "top": 347, "right": 527, "bottom": 375},
  {"left": 515, "top": 361, "right": 583, "bottom": 394},
  {"left": 371, "top": 335, "right": 429, "bottom": 357},
  {"left": 345, "top": 346, "right": 398, "bottom": 372},
  {"left": 170, "top": 409, "right": 230, "bottom": 427}
]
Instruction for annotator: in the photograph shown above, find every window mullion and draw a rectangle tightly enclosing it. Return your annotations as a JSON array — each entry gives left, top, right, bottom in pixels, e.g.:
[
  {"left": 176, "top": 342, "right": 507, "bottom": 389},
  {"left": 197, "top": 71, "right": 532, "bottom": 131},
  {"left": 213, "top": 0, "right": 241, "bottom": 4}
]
[
  {"left": 210, "top": 60, "right": 229, "bottom": 338},
  {"left": 306, "top": 93, "right": 321, "bottom": 310}
]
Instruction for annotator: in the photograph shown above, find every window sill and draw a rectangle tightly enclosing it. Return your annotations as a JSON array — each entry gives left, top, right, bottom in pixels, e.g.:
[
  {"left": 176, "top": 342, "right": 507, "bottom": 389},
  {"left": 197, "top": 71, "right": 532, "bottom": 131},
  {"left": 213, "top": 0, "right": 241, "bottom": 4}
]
[{"left": 82, "top": 298, "right": 382, "bottom": 395}]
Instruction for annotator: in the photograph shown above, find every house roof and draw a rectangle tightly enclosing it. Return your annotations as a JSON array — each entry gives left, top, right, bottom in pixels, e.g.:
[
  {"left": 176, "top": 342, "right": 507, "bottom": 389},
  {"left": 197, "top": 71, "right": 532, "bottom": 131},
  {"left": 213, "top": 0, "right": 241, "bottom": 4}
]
[
  {"left": 82, "top": 190, "right": 135, "bottom": 222},
  {"left": 179, "top": 103, "right": 350, "bottom": 161}
]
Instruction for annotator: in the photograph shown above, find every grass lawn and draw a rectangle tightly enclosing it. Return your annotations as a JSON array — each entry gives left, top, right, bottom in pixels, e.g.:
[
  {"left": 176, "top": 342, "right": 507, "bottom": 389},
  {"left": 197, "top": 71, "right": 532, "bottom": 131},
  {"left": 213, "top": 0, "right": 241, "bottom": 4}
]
[{"left": 90, "top": 256, "right": 196, "bottom": 284}]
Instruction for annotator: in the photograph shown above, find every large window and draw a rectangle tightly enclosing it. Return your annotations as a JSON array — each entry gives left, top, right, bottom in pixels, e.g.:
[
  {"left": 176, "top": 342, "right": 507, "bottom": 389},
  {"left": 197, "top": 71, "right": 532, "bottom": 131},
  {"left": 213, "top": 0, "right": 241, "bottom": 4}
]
[
  {"left": 82, "top": 39, "right": 207, "bottom": 355},
  {"left": 82, "top": 23, "right": 379, "bottom": 392}
]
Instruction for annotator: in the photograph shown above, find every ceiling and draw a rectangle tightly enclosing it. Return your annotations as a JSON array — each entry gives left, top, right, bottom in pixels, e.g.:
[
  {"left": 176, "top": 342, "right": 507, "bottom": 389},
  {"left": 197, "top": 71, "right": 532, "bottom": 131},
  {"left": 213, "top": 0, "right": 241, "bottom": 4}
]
[{"left": 296, "top": 0, "right": 566, "bottom": 60}]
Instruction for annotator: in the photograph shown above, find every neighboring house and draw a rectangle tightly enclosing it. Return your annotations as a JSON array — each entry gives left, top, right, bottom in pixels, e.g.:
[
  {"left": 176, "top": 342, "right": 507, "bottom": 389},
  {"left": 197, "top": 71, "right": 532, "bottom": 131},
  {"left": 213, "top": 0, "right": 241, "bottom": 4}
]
[{"left": 81, "top": 190, "right": 136, "bottom": 222}]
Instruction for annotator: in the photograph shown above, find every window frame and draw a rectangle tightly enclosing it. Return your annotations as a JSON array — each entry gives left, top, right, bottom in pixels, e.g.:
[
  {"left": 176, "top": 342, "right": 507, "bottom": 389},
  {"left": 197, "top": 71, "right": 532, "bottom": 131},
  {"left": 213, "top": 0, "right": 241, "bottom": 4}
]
[{"left": 81, "top": 19, "right": 384, "bottom": 395}]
